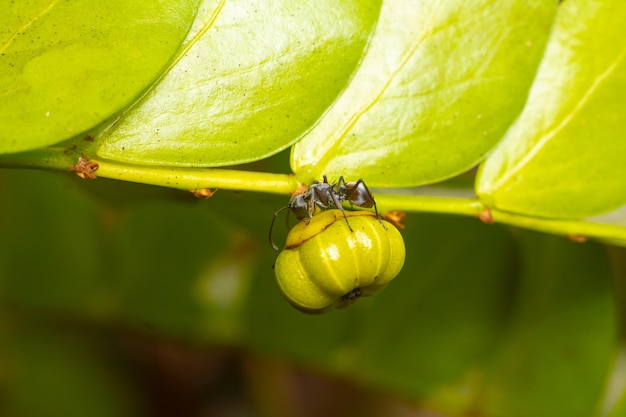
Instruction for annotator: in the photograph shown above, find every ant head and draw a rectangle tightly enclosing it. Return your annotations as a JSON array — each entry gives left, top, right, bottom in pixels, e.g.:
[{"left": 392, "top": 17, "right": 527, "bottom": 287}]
[{"left": 290, "top": 194, "right": 309, "bottom": 221}]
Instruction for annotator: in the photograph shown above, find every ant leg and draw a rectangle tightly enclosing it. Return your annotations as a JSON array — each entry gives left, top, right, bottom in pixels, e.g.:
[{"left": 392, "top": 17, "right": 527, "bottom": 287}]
[
  {"left": 341, "top": 176, "right": 354, "bottom": 209},
  {"left": 336, "top": 176, "right": 346, "bottom": 199},
  {"left": 312, "top": 186, "right": 331, "bottom": 210},
  {"left": 330, "top": 192, "right": 353, "bottom": 232},
  {"left": 338, "top": 176, "right": 355, "bottom": 209},
  {"left": 323, "top": 174, "right": 338, "bottom": 188},
  {"left": 307, "top": 191, "right": 319, "bottom": 219}
]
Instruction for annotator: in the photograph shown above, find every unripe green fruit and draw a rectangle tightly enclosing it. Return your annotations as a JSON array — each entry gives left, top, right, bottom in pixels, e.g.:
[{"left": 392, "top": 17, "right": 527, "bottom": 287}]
[{"left": 275, "top": 210, "right": 405, "bottom": 313}]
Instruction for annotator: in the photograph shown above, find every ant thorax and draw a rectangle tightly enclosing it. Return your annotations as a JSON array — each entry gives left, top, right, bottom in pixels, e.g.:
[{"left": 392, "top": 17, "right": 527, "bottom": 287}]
[{"left": 269, "top": 176, "right": 381, "bottom": 250}]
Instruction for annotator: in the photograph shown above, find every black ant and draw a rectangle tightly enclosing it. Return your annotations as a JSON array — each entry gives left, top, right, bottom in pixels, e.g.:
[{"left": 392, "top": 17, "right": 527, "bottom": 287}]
[{"left": 269, "top": 176, "right": 381, "bottom": 250}]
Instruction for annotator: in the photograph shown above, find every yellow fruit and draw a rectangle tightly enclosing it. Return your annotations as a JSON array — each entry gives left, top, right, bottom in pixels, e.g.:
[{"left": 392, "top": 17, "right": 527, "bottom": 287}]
[{"left": 274, "top": 210, "right": 405, "bottom": 313}]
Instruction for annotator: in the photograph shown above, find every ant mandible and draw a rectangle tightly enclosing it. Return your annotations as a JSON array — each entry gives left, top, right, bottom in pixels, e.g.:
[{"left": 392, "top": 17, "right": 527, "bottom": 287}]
[{"left": 269, "top": 175, "right": 382, "bottom": 250}]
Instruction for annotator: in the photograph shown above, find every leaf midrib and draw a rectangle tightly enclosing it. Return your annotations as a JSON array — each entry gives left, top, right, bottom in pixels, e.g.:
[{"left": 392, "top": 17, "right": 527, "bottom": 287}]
[
  {"left": 491, "top": 45, "right": 626, "bottom": 193},
  {"left": 314, "top": 0, "right": 444, "bottom": 171}
]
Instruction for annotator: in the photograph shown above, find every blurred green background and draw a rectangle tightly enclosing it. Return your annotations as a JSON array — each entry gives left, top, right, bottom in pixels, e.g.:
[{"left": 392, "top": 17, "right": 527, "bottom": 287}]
[
  {"left": 0, "top": 150, "right": 622, "bottom": 417},
  {"left": 1, "top": 1, "right": 624, "bottom": 416}
]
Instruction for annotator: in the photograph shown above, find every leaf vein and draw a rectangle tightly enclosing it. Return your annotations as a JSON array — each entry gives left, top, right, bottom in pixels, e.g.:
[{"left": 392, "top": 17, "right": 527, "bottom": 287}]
[
  {"left": 493, "top": 45, "right": 626, "bottom": 192},
  {"left": 101, "top": 0, "right": 226, "bottom": 136},
  {"left": 0, "top": 0, "right": 61, "bottom": 55},
  {"left": 316, "top": 0, "right": 444, "bottom": 168}
]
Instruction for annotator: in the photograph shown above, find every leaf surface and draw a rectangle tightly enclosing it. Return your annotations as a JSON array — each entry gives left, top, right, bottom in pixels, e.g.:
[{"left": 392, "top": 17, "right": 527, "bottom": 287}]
[
  {"left": 291, "top": 0, "right": 556, "bottom": 186},
  {"left": 476, "top": 0, "right": 626, "bottom": 218},
  {"left": 0, "top": 0, "right": 199, "bottom": 153},
  {"left": 95, "top": 0, "right": 380, "bottom": 167}
]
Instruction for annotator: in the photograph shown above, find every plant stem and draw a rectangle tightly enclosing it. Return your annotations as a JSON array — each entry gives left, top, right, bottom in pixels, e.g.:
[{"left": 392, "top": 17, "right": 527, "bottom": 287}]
[
  {"left": 0, "top": 150, "right": 301, "bottom": 195},
  {"left": 0, "top": 148, "right": 77, "bottom": 170},
  {"left": 1, "top": 150, "right": 625, "bottom": 244},
  {"left": 376, "top": 194, "right": 484, "bottom": 216},
  {"left": 94, "top": 159, "right": 300, "bottom": 195},
  {"left": 490, "top": 210, "right": 626, "bottom": 243},
  {"left": 376, "top": 193, "right": 626, "bottom": 244}
]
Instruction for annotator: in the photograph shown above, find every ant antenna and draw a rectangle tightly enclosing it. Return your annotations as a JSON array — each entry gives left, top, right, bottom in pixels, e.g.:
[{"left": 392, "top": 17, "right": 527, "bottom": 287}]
[{"left": 269, "top": 205, "right": 291, "bottom": 250}]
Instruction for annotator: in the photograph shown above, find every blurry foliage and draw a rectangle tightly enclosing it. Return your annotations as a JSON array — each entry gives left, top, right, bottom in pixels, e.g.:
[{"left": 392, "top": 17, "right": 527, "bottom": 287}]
[{"left": 0, "top": 167, "right": 622, "bottom": 416}]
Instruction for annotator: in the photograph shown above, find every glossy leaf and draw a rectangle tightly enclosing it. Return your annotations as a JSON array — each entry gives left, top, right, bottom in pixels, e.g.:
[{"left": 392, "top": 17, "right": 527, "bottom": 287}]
[
  {"left": 476, "top": 0, "right": 626, "bottom": 218},
  {"left": 95, "top": 0, "right": 380, "bottom": 167},
  {"left": 0, "top": 0, "right": 199, "bottom": 154},
  {"left": 291, "top": 0, "right": 556, "bottom": 186}
]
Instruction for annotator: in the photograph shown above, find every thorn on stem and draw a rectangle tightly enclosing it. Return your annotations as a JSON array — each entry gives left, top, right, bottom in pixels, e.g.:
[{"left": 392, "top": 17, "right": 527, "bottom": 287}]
[
  {"left": 383, "top": 210, "right": 406, "bottom": 229},
  {"left": 190, "top": 188, "right": 218, "bottom": 198},
  {"left": 477, "top": 207, "right": 495, "bottom": 224},
  {"left": 70, "top": 155, "right": 99, "bottom": 179}
]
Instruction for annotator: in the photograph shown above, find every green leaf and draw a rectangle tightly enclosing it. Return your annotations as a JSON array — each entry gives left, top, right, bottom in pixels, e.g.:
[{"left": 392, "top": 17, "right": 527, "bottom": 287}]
[
  {"left": 0, "top": 0, "right": 199, "bottom": 154},
  {"left": 476, "top": 0, "right": 626, "bottom": 219},
  {"left": 95, "top": 0, "right": 381, "bottom": 167},
  {"left": 291, "top": 0, "right": 556, "bottom": 186}
]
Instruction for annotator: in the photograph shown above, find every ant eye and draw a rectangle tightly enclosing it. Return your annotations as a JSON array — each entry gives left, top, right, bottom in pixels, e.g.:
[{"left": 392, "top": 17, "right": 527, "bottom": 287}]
[{"left": 274, "top": 210, "right": 405, "bottom": 314}]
